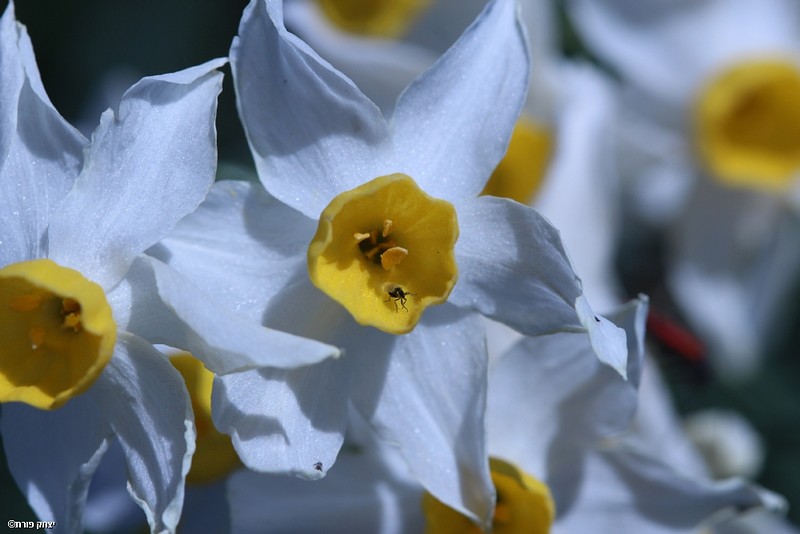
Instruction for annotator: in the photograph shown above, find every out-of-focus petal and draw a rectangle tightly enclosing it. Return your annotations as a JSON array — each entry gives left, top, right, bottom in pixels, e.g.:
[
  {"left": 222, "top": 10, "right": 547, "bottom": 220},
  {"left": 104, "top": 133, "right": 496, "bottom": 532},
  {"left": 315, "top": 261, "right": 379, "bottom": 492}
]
[
  {"left": 392, "top": 0, "right": 529, "bottom": 203},
  {"left": 1, "top": 395, "right": 112, "bottom": 532},
  {"left": 284, "top": 0, "right": 437, "bottom": 115},
  {"left": 47, "top": 59, "right": 225, "bottom": 290},
  {"left": 554, "top": 445, "right": 786, "bottom": 534},
  {"left": 534, "top": 63, "right": 622, "bottom": 312},
  {"left": 231, "top": 0, "right": 392, "bottom": 218},
  {"left": 151, "top": 179, "right": 314, "bottom": 324},
  {"left": 111, "top": 256, "right": 340, "bottom": 374},
  {"left": 86, "top": 332, "right": 193, "bottom": 534},
  {"left": 350, "top": 304, "right": 493, "bottom": 529},
  {"left": 568, "top": 0, "right": 800, "bottom": 107}
]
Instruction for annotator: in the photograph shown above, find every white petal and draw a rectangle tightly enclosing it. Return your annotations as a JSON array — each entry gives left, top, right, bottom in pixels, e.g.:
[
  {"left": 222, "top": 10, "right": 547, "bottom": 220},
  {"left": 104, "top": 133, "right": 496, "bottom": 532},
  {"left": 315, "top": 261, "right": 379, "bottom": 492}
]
[
  {"left": 227, "top": 431, "right": 424, "bottom": 534},
  {"left": 554, "top": 445, "right": 786, "bottom": 533},
  {"left": 391, "top": 0, "right": 529, "bottom": 203},
  {"left": 47, "top": 59, "right": 226, "bottom": 290},
  {"left": 151, "top": 179, "right": 314, "bottom": 324},
  {"left": 487, "top": 298, "right": 646, "bottom": 480},
  {"left": 86, "top": 332, "right": 194, "bottom": 534},
  {"left": 1, "top": 396, "right": 112, "bottom": 531},
  {"left": 450, "top": 196, "right": 583, "bottom": 334},
  {"left": 575, "top": 295, "right": 629, "bottom": 378},
  {"left": 0, "top": 4, "right": 86, "bottom": 265},
  {"left": 350, "top": 304, "right": 493, "bottom": 529},
  {"left": 111, "top": 255, "right": 340, "bottom": 374},
  {"left": 231, "top": 0, "right": 392, "bottom": 218},
  {"left": 212, "top": 359, "right": 350, "bottom": 478},
  {"left": 569, "top": 0, "right": 800, "bottom": 107}
]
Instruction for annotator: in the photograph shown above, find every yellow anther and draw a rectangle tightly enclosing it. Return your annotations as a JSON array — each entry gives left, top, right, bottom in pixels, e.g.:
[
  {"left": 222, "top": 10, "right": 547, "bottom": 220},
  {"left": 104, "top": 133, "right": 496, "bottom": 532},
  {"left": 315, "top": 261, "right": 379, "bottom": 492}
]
[
  {"left": 382, "top": 219, "right": 394, "bottom": 237},
  {"left": 380, "top": 246, "right": 408, "bottom": 270},
  {"left": 354, "top": 231, "right": 371, "bottom": 242},
  {"left": 62, "top": 313, "right": 82, "bottom": 332},
  {"left": 61, "top": 297, "right": 80, "bottom": 313}
]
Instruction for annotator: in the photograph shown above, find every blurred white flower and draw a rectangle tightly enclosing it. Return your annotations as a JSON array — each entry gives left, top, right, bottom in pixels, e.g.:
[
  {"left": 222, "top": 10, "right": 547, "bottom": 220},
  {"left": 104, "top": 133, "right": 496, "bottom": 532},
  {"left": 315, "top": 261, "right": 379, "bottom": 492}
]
[
  {"left": 684, "top": 409, "right": 765, "bottom": 481},
  {"left": 568, "top": 0, "right": 800, "bottom": 377}
]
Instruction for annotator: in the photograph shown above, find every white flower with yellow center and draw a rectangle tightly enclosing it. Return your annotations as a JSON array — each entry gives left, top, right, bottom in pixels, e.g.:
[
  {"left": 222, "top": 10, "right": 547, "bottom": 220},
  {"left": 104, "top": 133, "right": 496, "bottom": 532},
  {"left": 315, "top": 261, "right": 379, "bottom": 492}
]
[
  {"left": 153, "top": 0, "right": 627, "bottom": 526},
  {"left": 281, "top": 0, "right": 625, "bottom": 317},
  {"left": 0, "top": 3, "right": 337, "bottom": 532},
  {"left": 568, "top": 0, "right": 800, "bottom": 376}
]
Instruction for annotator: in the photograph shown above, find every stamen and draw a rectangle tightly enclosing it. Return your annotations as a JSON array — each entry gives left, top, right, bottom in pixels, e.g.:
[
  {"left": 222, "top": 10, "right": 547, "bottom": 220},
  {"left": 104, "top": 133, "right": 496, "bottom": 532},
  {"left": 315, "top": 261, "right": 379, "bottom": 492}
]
[
  {"left": 358, "top": 227, "right": 399, "bottom": 265},
  {"left": 62, "top": 313, "right": 82, "bottom": 332},
  {"left": 10, "top": 293, "right": 42, "bottom": 312},
  {"left": 60, "top": 298, "right": 83, "bottom": 332},
  {"left": 380, "top": 246, "right": 408, "bottom": 270},
  {"left": 62, "top": 298, "right": 80, "bottom": 313}
]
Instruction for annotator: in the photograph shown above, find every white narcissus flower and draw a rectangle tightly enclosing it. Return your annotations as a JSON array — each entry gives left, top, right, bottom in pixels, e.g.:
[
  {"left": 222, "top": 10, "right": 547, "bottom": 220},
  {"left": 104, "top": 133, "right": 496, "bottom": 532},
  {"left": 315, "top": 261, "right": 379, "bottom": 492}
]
[
  {"left": 151, "top": 0, "right": 628, "bottom": 527},
  {"left": 0, "top": 3, "right": 338, "bottom": 533},
  {"left": 567, "top": 0, "right": 800, "bottom": 377},
  {"left": 284, "top": 0, "right": 625, "bottom": 314},
  {"left": 222, "top": 297, "right": 785, "bottom": 533}
]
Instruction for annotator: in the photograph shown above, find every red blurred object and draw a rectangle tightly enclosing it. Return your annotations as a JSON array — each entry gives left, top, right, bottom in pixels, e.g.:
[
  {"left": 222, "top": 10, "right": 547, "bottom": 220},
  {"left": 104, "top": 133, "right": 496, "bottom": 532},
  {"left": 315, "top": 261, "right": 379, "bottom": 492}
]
[{"left": 647, "top": 309, "right": 706, "bottom": 363}]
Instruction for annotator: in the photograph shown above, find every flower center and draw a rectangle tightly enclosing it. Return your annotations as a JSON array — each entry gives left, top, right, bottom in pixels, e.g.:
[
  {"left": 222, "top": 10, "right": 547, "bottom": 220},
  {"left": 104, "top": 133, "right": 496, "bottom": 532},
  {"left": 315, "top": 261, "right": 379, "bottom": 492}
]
[
  {"left": 316, "top": 0, "right": 430, "bottom": 38},
  {"left": 422, "top": 458, "right": 555, "bottom": 534},
  {"left": 307, "top": 174, "right": 458, "bottom": 335},
  {"left": 0, "top": 259, "right": 116, "bottom": 410},
  {"left": 170, "top": 353, "right": 240, "bottom": 485},
  {"left": 482, "top": 117, "right": 554, "bottom": 204},
  {"left": 694, "top": 59, "right": 800, "bottom": 190}
]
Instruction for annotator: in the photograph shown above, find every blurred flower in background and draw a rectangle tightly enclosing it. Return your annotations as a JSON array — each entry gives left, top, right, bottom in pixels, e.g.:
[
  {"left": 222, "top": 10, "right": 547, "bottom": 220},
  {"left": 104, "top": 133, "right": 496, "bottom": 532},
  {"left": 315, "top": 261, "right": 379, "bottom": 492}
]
[{"left": 568, "top": 0, "right": 800, "bottom": 378}]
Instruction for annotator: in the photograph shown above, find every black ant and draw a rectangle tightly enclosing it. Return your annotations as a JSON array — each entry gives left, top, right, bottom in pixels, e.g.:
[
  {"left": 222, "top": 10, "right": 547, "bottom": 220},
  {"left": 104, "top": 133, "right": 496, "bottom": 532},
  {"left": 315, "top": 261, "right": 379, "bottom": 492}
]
[{"left": 385, "top": 286, "right": 415, "bottom": 312}]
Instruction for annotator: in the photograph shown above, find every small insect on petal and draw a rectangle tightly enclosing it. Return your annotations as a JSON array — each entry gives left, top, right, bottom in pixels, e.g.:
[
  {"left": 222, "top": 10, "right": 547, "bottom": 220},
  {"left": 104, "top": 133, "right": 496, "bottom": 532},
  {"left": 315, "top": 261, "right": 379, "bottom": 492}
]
[{"left": 385, "top": 286, "right": 415, "bottom": 312}]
